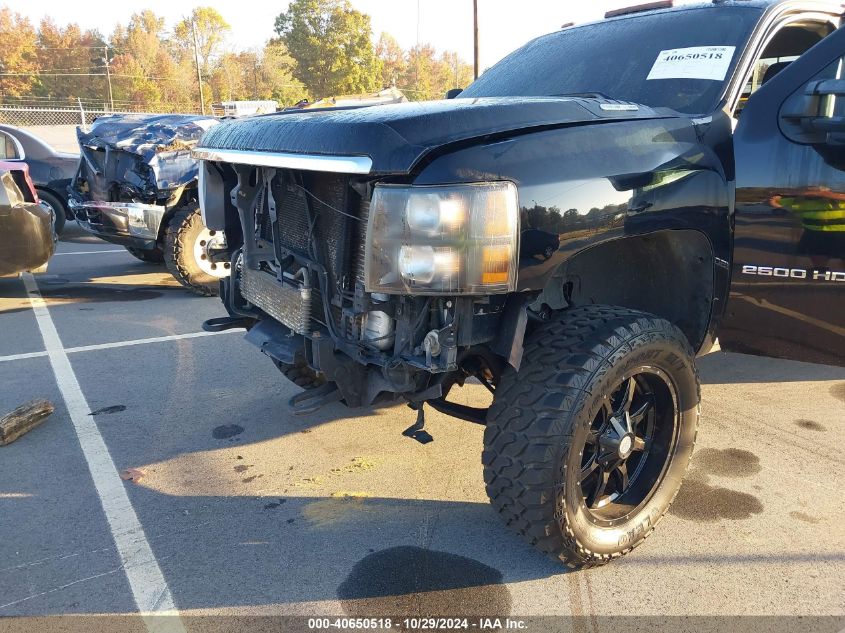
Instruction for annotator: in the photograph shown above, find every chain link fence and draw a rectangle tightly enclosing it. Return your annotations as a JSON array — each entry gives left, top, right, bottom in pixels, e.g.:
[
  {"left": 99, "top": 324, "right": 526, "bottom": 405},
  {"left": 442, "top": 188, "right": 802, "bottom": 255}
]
[
  {"left": 0, "top": 105, "right": 204, "bottom": 152},
  {"left": 0, "top": 105, "right": 202, "bottom": 128},
  {"left": 0, "top": 106, "right": 93, "bottom": 127}
]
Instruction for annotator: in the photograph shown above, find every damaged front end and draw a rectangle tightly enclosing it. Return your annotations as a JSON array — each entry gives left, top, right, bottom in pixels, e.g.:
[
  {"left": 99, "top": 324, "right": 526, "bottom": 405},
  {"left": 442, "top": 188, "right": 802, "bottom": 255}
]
[
  {"left": 198, "top": 153, "right": 525, "bottom": 421},
  {"left": 69, "top": 114, "right": 218, "bottom": 249}
]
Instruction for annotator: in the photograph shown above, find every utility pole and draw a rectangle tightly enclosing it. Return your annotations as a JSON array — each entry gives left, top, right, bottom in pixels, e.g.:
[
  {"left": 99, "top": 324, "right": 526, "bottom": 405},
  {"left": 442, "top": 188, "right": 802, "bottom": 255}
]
[
  {"left": 253, "top": 58, "right": 259, "bottom": 101},
  {"left": 473, "top": 0, "right": 479, "bottom": 80},
  {"left": 415, "top": 0, "right": 420, "bottom": 96},
  {"left": 102, "top": 46, "right": 114, "bottom": 112},
  {"left": 77, "top": 97, "right": 87, "bottom": 131},
  {"left": 191, "top": 18, "right": 206, "bottom": 115}
]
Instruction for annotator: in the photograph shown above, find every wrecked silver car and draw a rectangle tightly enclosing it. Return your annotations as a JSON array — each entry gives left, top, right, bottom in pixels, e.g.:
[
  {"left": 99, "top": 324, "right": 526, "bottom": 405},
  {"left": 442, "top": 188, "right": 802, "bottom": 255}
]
[{"left": 69, "top": 114, "right": 228, "bottom": 295}]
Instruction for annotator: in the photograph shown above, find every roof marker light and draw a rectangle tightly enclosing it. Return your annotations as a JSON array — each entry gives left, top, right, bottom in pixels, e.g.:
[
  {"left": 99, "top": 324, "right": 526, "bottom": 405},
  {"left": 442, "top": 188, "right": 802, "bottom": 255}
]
[{"left": 605, "top": 1, "right": 674, "bottom": 19}]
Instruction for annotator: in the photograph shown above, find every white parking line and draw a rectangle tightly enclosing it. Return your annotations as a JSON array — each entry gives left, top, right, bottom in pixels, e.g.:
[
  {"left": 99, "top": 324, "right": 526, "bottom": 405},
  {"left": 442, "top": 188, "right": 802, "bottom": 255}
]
[
  {"left": 66, "top": 329, "right": 241, "bottom": 354},
  {"left": 0, "top": 351, "right": 45, "bottom": 363},
  {"left": 20, "top": 273, "right": 185, "bottom": 633},
  {"left": 53, "top": 249, "right": 127, "bottom": 256},
  {"left": 0, "top": 329, "right": 242, "bottom": 364}
]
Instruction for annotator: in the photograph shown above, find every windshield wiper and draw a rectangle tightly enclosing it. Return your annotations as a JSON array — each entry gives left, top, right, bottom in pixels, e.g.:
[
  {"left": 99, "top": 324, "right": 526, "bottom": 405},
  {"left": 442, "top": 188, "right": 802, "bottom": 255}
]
[{"left": 552, "top": 92, "right": 614, "bottom": 100}]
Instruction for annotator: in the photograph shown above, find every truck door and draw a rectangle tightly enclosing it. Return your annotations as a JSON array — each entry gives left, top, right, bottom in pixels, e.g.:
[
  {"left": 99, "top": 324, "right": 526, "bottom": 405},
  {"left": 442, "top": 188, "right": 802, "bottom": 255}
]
[{"left": 720, "top": 25, "right": 845, "bottom": 367}]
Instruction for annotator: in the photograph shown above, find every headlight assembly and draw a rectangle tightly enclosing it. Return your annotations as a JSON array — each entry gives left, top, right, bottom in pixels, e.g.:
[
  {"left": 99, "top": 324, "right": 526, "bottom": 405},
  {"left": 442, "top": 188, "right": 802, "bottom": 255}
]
[
  {"left": 364, "top": 182, "right": 519, "bottom": 295},
  {"left": 125, "top": 203, "right": 165, "bottom": 240}
]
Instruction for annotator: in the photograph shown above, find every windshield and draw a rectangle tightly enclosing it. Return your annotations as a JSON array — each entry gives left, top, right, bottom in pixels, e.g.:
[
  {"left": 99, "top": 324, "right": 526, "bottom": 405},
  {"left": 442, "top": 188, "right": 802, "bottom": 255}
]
[{"left": 460, "top": 6, "right": 764, "bottom": 114}]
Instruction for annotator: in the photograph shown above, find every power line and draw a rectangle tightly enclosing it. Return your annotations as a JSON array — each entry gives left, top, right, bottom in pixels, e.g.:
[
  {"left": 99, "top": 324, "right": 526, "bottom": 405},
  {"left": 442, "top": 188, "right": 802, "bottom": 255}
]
[
  {"left": 2, "top": 66, "right": 107, "bottom": 73},
  {"left": 32, "top": 46, "right": 121, "bottom": 51},
  {"left": 0, "top": 72, "right": 105, "bottom": 77},
  {"left": 0, "top": 96, "right": 191, "bottom": 104},
  {"left": 0, "top": 95, "right": 103, "bottom": 100},
  {"left": 0, "top": 72, "right": 193, "bottom": 82}
]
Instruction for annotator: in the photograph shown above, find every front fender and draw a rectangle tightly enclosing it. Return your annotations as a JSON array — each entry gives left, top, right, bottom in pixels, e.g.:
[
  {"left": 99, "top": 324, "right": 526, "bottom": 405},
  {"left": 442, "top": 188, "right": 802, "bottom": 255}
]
[{"left": 411, "top": 116, "right": 733, "bottom": 294}]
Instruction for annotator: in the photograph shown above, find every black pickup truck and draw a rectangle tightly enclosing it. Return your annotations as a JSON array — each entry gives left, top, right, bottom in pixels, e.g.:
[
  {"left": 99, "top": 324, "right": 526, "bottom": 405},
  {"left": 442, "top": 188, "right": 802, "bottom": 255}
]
[{"left": 194, "top": 0, "right": 845, "bottom": 567}]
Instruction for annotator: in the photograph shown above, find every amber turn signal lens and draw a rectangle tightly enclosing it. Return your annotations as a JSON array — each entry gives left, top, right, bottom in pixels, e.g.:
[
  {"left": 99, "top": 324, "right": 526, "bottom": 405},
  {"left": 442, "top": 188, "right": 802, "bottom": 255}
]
[{"left": 481, "top": 245, "right": 512, "bottom": 285}]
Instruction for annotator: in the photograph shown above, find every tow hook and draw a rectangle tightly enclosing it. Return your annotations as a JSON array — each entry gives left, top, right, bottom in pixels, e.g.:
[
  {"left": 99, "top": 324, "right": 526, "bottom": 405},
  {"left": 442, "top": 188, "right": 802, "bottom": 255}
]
[
  {"left": 288, "top": 383, "right": 342, "bottom": 415},
  {"left": 202, "top": 316, "right": 256, "bottom": 332},
  {"left": 402, "top": 402, "right": 433, "bottom": 445}
]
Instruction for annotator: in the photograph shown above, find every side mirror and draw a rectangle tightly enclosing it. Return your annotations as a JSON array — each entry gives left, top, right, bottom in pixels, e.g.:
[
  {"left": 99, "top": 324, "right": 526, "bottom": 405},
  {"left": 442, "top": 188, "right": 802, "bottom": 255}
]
[
  {"left": 781, "top": 79, "right": 845, "bottom": 145},
  {"left": 446, "top": 88, "right": 463, "bottom": 100}
]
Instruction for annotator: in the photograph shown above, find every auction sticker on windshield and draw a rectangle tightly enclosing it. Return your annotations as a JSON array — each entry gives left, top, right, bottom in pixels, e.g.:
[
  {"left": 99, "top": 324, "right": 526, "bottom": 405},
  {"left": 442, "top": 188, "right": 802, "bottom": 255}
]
[{"left": 647, "top": 46, "right": 736, "bottom": 81}]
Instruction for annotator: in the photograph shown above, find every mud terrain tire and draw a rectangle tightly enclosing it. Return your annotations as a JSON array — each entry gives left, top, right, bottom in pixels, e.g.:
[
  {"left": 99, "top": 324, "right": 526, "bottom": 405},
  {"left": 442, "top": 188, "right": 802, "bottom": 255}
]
[
  {"left": 164, "top": 204, "right": 223, "bottom": 296},
  {"left": 483, "top": 305, "right": 699, "bottom": 568}
]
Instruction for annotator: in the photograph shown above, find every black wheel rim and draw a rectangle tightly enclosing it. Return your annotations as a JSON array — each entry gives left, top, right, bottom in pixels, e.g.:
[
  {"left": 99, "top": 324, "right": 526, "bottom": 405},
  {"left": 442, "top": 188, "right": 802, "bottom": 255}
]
[{"left": 577, "top": 367, "right": 679, "bottom": 524}]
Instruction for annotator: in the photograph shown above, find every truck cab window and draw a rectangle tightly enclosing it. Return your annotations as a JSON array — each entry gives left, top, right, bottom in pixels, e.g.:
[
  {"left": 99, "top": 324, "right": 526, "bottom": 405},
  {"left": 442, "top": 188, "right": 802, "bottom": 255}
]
[{"left": 735, "top": 20, "right": 835, "bottom": 116}]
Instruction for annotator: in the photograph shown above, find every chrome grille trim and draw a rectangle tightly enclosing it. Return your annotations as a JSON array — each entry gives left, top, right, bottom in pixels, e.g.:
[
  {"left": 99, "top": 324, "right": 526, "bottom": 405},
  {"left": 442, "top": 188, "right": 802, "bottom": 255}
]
[{"left": 192, "top": 148, "right": 372, "bottom": 174}]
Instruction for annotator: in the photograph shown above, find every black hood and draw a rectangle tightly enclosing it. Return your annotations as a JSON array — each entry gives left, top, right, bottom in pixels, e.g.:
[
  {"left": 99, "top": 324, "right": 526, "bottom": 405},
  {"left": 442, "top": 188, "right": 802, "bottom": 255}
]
[{"left": 196, "top": 97, "right": 675, "bottom": 174}]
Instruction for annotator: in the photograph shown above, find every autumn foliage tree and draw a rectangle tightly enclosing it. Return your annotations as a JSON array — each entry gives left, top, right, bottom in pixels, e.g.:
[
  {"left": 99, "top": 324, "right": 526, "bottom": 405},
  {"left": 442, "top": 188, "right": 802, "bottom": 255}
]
[
  {"left": 173, "top": 7, "right": 230, "bottom": 78},
  {"left": 208, "top": 42, "right": 306, "bottom": 104},
  {"left": 0, "top": 2, "right": 474, "bottom": 112},
  {"left": 34, "top": 18, "right": 105, "bottom": 105},
  {"left": 0, "top": 8, "right": 39, "bottom": 100},
  {"left": 274, "top": 0, "right": 382, "bottom": 97},
  {"left": 374, "top": 32, "right": 405, "bottom": 89},
  {"left": 254, "top": 41, "right": 309, "bottom": 104},
  {"left": 109, "top": 11, "right": 194, "bottom": 111},
  {"left": 399, "top": 44, "right": 473, "bottom": 101}
]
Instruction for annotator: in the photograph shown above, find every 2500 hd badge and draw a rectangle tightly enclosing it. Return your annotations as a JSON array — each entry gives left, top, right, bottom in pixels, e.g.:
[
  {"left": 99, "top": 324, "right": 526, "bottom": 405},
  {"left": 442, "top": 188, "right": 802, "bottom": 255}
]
[{"left": 743, "top": 265, "right": 845, "bottom": 281}]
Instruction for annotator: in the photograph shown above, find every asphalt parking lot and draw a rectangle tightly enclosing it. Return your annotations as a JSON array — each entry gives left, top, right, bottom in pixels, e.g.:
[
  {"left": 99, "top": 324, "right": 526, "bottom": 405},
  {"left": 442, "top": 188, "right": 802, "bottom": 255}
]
[{"left": 1, "top": 224, "right": 843, "bottom": 631}]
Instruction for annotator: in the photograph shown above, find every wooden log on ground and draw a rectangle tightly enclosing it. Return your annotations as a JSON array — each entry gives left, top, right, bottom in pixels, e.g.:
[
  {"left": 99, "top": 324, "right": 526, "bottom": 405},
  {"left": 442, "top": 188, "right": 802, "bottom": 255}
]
[{"left": 0, "top": 400, "right": 55, "bottom": 446}]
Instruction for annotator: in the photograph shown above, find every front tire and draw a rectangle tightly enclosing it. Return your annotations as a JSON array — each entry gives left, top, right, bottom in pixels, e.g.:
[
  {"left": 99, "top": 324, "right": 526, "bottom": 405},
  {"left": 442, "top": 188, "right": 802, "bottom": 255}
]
[
  {"left": 163, "top": 204, "right": 229, "bottom": 296},
  {"left": 483, "top": 305, "right": 699, "bottom": 568}
]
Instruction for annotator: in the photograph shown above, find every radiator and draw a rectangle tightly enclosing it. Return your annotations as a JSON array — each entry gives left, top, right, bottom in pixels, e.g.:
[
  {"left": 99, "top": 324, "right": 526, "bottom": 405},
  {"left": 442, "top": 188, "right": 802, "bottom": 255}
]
[{"left": 240, "top": 266, "right": 312, "bottom": 336}]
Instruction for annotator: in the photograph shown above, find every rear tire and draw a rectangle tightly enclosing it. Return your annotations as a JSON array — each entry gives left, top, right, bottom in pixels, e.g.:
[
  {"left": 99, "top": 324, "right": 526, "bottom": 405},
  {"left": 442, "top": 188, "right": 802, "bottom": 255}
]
[
  {"left": 163, "top": 204, "right": 228, "bottom": 297},
  {"left": 483, "top": 305, "right": 699, "bottom": 568},
  {"left": 37, "top": 190, "right": 66, "bottom": 235},
  {"left": 126, "top": 247, "right": 165, "bottom": 264}
]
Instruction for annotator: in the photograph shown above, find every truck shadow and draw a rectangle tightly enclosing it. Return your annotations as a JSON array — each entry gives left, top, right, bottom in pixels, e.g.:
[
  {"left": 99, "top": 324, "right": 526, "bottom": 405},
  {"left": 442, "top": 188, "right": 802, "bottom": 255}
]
[
  {"left": 0, "top": 274, "right": 182, "bottom": 315},
  {"left": 3, "top": 484, "right": 843, "bottom": 616},
  {"left": 0, "top": 488, "right": 557, "bottom": 615},
  {"left": 2, "top": 348, "right": 843, "bottom": 616},
  {"left": 57, "top": 222, "right": 111, "bottom": 246},
  {"left": 0, "top": 257, "right": 214, "bottom": 315}
]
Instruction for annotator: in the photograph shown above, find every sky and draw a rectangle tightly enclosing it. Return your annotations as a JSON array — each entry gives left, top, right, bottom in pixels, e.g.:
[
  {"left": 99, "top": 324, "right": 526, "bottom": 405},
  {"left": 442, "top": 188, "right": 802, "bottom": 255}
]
[{"left": 17, "top": 0, "right": 698, "bottom": 71}]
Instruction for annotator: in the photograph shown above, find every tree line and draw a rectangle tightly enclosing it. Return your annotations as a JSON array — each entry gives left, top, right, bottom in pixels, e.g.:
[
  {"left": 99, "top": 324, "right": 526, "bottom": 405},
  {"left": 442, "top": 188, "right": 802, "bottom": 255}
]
[{"left": 0, "top": 0, "right": 475, "bottom": 112}]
